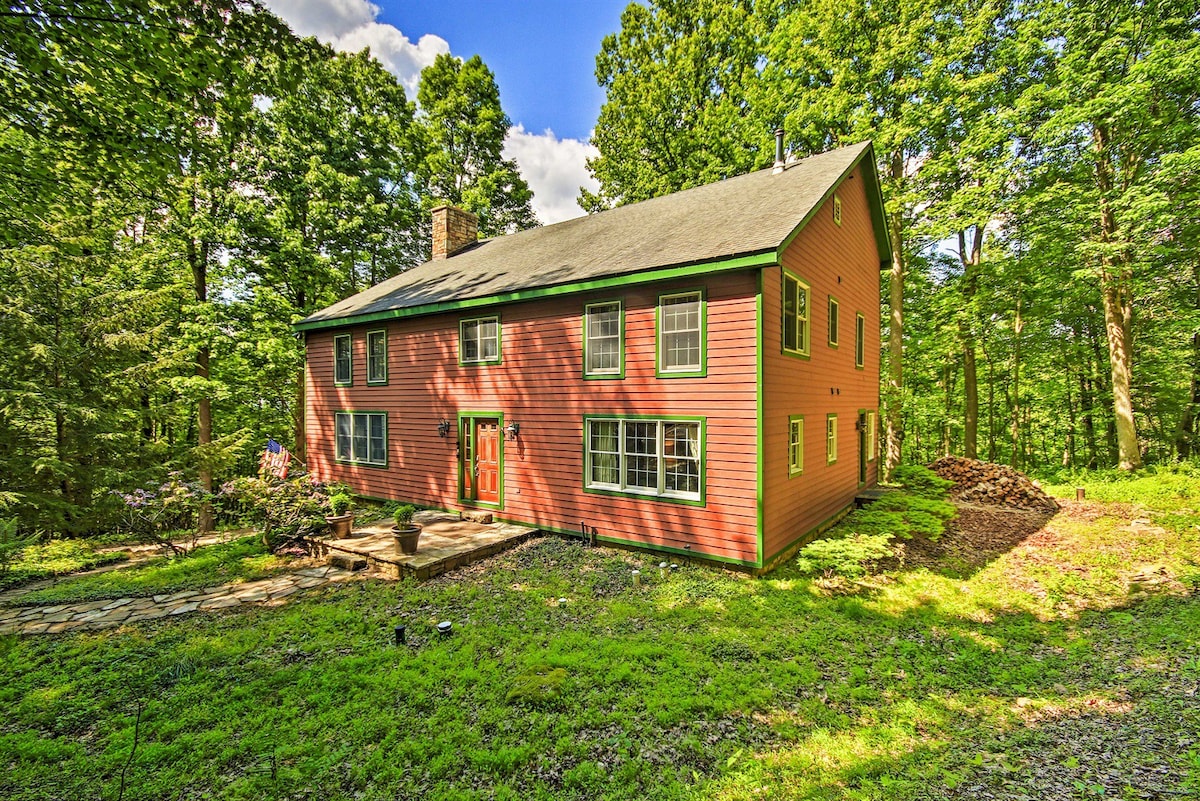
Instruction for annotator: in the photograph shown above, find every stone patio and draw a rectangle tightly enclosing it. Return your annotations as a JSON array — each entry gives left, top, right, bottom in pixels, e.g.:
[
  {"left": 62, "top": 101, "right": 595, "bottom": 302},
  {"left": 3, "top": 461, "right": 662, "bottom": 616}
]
[{"left": 315, "top": 510, "right": 539, "bottom": 580}]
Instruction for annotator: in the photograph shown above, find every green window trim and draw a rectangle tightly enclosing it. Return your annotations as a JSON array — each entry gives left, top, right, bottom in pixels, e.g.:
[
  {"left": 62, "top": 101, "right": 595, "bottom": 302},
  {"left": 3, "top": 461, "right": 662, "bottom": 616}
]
[
  {"left": 826, "top": 413, "right": 838, "bottom": 465},
  {"left": 655, "top": 289, "right": 707, "bottom": 378},
  {"left": 828, "top": 295, "right": 840, "bottom": 347},
  {"left": 333, "top": 333, "right": 353, "bottom": 386},
  {"left": 583, "top": 299, "right": 625, "bottom": 379},
  {"left": 334, "top": 410, "right": 388, "bottom": 467},
  {"left": 366, "top": 329, "right": 388, "bottom": 385},
  {"left": 788, "top": 415, "right": 804, "bottom": 477},
  {"left": 459, "top": 315, "right": 502, "bottom": 366},
  {"left": 855, "top": 312, "right": 865, "bottom": 369},
  {"left": 583, "top": 415, "right": 706, "bottom": 506},
  {"left": 781, "top": 270, "right": 811, "bottom": 358}
]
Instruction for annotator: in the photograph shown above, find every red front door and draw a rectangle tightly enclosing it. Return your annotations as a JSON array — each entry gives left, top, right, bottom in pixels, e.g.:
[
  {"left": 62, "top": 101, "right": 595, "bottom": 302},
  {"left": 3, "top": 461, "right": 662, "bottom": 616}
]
[{"left": 475, "top": 420, "right": 500, "bottom": 504}]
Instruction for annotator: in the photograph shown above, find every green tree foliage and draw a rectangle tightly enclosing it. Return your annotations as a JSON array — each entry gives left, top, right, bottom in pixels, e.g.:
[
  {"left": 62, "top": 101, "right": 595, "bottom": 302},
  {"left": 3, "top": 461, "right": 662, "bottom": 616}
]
[{"left": 416, "top": 53, "right": 537, "bottom": 238}]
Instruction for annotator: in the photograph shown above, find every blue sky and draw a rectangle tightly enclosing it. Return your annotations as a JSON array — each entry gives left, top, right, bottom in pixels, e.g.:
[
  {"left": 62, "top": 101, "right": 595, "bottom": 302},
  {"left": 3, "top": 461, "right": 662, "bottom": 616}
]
[{"left": 262, "top": 0, "right": 634, "bottom": 223}]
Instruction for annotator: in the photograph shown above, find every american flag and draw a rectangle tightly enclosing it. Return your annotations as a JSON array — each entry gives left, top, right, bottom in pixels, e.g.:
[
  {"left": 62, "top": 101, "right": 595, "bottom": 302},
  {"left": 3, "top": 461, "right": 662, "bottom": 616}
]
[{"left": 259, "top": 439, "right": 291, "bottom": 479}]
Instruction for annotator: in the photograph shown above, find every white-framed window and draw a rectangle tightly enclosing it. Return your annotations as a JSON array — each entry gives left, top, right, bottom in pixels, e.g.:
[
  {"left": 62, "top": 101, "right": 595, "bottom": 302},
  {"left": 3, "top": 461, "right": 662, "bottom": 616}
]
[
  {"left": 333, "top": 334, "right": 352, "bottom": 385},
  {"left": 460, "top": 316, "right": 500, "bottom": 365},
  {"left": 789, "top": 415, "right": 804, "bottom": 476},
  {"left": 828, "top": 296, "right": 839, "bottom": 347},
  {"left": 584, "top": 417, "right": 703, "bottom": 502},
  {"left": 826, "top": 414, "right": 838, "bottom": 465},
  {"left": 367, "top": 330, "right": 387, "bottom": 384},
  {"left": 657, "top": 290, "right": 705, "bottom": 376},
  {"left": 855, "top": 313, "right": 865, "bottom": 369},
  {"left": 584, "top": 300, "right": 623, "bottom": 377},
  {"left": 782, "top": 271, "right": 810, "bottom": 356},
  {"left": 833, "top": 194, "right": 843, "bottom": 226},
  {"left": 335, "top": 412, "right": 387, "bottom": 466},
  {"left": 867, "top": 410, "right": 877, "bottom": 461}
]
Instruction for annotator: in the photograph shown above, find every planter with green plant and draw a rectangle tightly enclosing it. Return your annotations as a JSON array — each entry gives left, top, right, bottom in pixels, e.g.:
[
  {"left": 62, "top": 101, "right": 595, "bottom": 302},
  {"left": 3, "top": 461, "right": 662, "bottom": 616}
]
[
  {"left": 391, "top": 504, "right": 421, "bottom": 554},
  {"left": 325, "top": 489, "right": 355, "bottom": 539}
]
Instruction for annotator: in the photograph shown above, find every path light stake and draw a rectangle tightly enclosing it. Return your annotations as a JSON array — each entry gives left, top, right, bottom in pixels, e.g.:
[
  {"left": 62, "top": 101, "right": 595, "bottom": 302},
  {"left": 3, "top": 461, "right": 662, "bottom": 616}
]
[
  {"left": 394, "top": 624, "right": 406, "bottom": 645},
  {"left": 437, "top": 621, "right": 452, "bottom": 637},
  {"left": 670, "top": 563, "right": 679, "bottom": 572},
  {"left": 659, "top": 561, "right": 668, "bottom": 579},
  {"left": 632, "top": 570, "right": 641, "bottom": 587}
]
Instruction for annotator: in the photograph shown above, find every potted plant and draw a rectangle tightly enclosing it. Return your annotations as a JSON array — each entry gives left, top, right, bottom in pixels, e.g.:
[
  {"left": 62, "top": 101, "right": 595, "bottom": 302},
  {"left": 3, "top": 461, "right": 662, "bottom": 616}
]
[
  {"left": 391, "top": 504, "right": 422, "bottom": 554},
  {"left": 325, "top": 489, "right": 355, "bottom": 539}
]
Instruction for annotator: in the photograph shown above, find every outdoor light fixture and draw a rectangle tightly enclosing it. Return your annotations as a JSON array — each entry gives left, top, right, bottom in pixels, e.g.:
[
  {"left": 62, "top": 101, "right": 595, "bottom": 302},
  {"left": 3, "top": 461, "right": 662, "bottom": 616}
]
[
  {"left": 437, "top": 419, "right": 452, "bottom": 438},
  {"left": 394, "top": 624, "right": 407, "bottom": 645},
  {"left": 437, "top": 621, "right": 453, "bottom": 637},
  {"left": 503, "top": 421, "right": 520, "bottom": 440}
]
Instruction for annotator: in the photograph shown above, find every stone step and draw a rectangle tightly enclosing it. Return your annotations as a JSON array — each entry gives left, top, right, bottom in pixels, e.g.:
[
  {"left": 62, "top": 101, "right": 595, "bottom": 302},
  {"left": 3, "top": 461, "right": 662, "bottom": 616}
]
[{"left": 328, "top": 553, "right": 368, "bottom": 572}]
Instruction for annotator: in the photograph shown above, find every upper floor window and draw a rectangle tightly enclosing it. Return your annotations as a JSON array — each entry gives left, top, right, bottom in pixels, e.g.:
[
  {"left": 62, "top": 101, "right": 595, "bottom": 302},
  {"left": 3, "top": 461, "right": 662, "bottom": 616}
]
[
  {"left": 657, "top": 290, "right": 705, "bottom": 377},
  {"left": 855, "top": 313, "right": 865, "bottom": 369},
  {"left": 333, "top": 334, "right": 352, "bottom": 386},
  {"left": 828, "top": 296, "right": 839, "bottom": 347},
  {"left": 584, "top": 301, "right": 624, "bottom": 378},
  {"left": 782, "top": 271, "right": 810, "bottom": 357},
  {"left": 460, "top": 316, "right": 501, "bottom": 365},
  {"left": 367, "top": 330, "right": 387, "bottom": 384}
]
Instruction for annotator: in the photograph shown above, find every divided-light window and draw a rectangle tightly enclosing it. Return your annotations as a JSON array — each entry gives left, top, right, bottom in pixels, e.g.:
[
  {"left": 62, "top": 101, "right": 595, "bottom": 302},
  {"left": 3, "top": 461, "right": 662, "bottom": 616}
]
[
  {"left": 855, "top": 313, "right": 865, "bottom": 369},
  {"left": 782, "top": 272, "right": 810, "bottom": 356},
  {"left": 657, "top": 290, "right": 705, "bottom": 376},
  {"left": 333, "top": 334, "right": 352, "bottom": 385},
  {"left": 335, "top": 412, "right": 387, "bottom": 466},
  {"left": 585, "top": 417, "right": 704, "bottom": 502},
  {"left": 367, "top": 330, "right": 387, "bottom": 384},
  {"left": 828, "top": 296, "right": 839, "bottom": 347},
  {"left": 584, "top": 301, "right": 623, "bottom": 377},
  {"left": 826, "top": 414, "right": 838, "bottom": 464},
  {"left": 789, "top": 415, "right": 804, "bottom": 476},
  {"left": 867, "top": 410, "right": 877, "bottom": 461},
  {"left": 460, "top": 316, "right": 500, "bottom": 365}
]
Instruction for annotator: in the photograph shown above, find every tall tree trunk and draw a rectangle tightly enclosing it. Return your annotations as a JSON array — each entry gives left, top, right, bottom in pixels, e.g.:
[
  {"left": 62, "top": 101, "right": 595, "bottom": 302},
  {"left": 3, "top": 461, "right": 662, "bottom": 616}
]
[
  {"left": 884, "top": 151, "right": 905, "bottom": 479},
  {"left": 1010, "top": 287, "right": 1023, "bottom": 469},
  {"left": 1175, "top": 260, "right": 1200, "bottom": 459},
  {"left": 189, "top": 231, "right": 214, "bottom": 535},
  {"left": 1093, "top": 123, "right": 1142, "bottom": 470},
  {"left": 942, "top": 358, "right": 954, "bottom": 457},
  {"left": 959, "top": 227, "right": 981, "bottom": 459}
]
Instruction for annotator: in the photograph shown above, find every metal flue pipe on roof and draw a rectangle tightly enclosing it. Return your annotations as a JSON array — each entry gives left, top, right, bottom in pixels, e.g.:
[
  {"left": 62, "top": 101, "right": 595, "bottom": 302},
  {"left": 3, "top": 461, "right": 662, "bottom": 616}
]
[{"left": 773, "top": 128, "right": 786, "bottom": 173}]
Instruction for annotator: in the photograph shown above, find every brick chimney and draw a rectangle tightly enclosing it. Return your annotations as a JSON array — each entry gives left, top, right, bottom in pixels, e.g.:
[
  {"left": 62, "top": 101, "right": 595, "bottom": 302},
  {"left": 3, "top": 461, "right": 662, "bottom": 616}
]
[{"left": 431, "top": 205, "right": 478, "bottom": 260}]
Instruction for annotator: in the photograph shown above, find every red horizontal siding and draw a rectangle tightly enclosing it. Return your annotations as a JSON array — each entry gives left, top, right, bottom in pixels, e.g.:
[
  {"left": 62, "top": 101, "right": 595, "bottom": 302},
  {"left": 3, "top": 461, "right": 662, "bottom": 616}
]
[
  {"left": 761, "top": 162, "right": 882, "bottom": 562},
  {"left": 306, "top": 271, "right": 760, "bottom": 564}
]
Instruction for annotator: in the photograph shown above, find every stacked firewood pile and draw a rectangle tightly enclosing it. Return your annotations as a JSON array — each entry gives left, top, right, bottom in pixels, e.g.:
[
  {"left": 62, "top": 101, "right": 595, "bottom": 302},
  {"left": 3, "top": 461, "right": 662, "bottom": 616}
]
[{"left": 929, "top": 455, "right": 1059, "bottom": 511}]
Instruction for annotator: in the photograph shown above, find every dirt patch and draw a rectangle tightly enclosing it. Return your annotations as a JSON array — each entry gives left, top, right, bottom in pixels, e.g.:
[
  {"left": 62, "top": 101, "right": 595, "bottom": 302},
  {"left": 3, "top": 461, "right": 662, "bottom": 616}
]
[{"left": 892, "top": 502, "right": 1054, "bottom": 574}]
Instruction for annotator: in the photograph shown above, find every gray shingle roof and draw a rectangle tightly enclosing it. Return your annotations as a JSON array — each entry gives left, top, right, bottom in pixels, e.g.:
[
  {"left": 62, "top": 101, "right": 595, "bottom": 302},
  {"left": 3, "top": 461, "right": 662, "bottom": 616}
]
[{"left": 297, "top": 141, "right": 881, "bottom": 329}]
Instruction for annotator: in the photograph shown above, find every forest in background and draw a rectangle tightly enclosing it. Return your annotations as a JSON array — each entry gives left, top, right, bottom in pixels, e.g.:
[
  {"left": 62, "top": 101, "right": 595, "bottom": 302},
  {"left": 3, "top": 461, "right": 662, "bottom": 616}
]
[{"left": 1, "top": 0, "right": 1198, "bottom": 536}]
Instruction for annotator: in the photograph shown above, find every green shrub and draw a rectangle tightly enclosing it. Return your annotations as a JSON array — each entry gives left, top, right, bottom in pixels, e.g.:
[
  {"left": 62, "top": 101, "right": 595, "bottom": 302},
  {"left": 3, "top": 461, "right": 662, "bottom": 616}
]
[
  {"left": 221, "top": 475, "right": 333, "bottom": 551},
  {"left": 393, "top": 504, "right": 417, "bottom": 527},
  {"left": 893, "top": 464, "right": 954, "bottom": 497},
  {"left": 794, "top": 533, "right": 894, "bottom": 578}
]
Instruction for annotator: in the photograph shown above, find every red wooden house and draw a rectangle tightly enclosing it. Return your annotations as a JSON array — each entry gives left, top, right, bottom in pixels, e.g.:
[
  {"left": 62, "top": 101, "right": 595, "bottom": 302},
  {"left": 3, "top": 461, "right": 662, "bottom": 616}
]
[{"left": 295, "top": 141, "right": 891, "bottom": 572}]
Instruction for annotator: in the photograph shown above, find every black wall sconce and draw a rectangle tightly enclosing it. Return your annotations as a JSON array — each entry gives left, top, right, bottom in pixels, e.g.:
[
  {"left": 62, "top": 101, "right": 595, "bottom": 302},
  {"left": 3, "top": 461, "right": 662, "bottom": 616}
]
[
  {"left": 437, "top": 419, "right": 452, "bottom": 438},
  {"left": 503, "top": 422, "right": 520, "bottom": 441}
]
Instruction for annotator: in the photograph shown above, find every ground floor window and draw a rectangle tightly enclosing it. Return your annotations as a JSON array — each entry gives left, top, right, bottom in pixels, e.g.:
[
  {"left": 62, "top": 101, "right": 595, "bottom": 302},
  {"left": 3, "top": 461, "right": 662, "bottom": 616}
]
[
  {"left": 789, "top": 415, "right": 804, "bottom": 476},
  {"left": 867, "top": 410, "right": 877, "bottom": 461},
  {"left": 826, "top": 414, "right": 838, "bottom": 465},
  {"left": 335, "top": 411, "right": 387, "bottom": 466},
  {"left": 585, "top": 416, "right": 704, "bottom": 502}
]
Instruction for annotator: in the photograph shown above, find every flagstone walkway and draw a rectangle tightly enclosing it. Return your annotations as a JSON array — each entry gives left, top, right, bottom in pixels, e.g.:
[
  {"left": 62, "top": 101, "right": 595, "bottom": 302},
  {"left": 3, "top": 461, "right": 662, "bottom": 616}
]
[{"left": 0, "top": 565, "right": 359, "bottom": 636}]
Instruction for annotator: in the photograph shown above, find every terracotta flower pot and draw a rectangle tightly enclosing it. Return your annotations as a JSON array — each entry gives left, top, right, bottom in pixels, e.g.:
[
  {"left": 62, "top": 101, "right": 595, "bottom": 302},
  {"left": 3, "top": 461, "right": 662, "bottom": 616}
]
[
  {"left": 326, "top": 513, "right": 354, "bottom": 539},
  {"left": 391, "top": 524, "right": 422, "bottom": 555}
]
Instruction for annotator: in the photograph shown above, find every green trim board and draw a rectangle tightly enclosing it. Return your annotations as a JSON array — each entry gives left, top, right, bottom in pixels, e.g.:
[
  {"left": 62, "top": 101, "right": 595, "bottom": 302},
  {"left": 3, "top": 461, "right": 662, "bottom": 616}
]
[
  {"left": 293, "top": 251, "right": 777, "bottom": 333},
  {"left": 582, "top": 299, "right": 625, "bottom": 380},
  {"left": 456, "top": 411, "right": 505, "bottom": 510},
  {"left": 333, "top": 410, "right": 388, "bottom": 468},
  {"left": 754, "top": 269, "right": 764, "bottom": 568},
  {"left": 333, "top": 333, "right": 353, "bottom": 386},
  {"left": 458, "top": 315, "right": 502, "bottom": 366},
  {"left": 581, "top": 414, "right": 706, "bottom": 506},
  {"left": 366, "top": 329, "right": 388, "bottom": 385},
  {"left": 655, "top": 289, "right": 707, "bottom": 378}
]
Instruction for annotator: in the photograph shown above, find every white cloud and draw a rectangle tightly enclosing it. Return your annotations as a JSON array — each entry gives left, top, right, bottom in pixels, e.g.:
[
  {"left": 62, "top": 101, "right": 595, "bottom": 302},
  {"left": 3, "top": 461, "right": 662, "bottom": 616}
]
[
  {"left": 504, "top": 125, "right": 598, "bottom": 224},
  {"left": 261, "top": 0, "right": 447, "bottom": 93},
  {"left": 263, "top": 1, "right": 597, "bottom": 225}
]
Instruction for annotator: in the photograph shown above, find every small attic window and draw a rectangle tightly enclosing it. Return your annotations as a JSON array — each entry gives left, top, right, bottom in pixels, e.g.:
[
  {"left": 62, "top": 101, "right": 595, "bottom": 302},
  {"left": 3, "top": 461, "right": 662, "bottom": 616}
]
[{"left": 833, "top": 195, "right": 843, "bottom": 226}]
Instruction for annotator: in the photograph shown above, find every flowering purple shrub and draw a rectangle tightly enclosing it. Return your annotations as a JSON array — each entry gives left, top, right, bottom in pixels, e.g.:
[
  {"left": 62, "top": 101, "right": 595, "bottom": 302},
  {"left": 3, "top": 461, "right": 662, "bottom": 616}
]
[
  {"left": 112, "top": 473, "right": 211, "bottom": 549},
  {"left": 221, "top": 475, "right": 339, "bottom": 551}
]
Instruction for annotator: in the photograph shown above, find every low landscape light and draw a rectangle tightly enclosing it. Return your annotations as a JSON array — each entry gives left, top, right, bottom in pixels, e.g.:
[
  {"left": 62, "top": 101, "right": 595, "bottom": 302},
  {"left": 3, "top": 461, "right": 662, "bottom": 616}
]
[{"left": 437, "top": 621, "right": 453, "bottom": 637}]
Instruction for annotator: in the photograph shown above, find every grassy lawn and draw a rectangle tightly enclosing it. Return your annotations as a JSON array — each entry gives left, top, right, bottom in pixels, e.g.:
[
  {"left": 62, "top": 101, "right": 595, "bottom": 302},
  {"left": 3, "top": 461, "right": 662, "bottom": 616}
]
[
  {"left": 1, "top": 491, "right": 1197, "bottom": 800},
  {"left": 6, "top": 536, "right": 297, "bottom": 607},
  {"left": 0, "top": 539, "right": 127, "bottom": 593}
]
